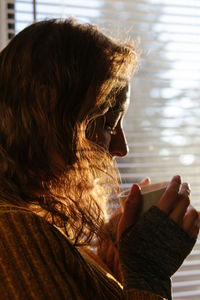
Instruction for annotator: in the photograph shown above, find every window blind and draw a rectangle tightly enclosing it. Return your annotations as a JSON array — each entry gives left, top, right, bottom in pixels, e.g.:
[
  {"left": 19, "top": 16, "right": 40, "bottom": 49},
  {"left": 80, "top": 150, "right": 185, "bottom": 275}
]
[
  {"left": 0, "top": 0, "right": 15, "bottom": 49},
  {"left": 1, "top": 0, "right": 200, "bottom": 298}
]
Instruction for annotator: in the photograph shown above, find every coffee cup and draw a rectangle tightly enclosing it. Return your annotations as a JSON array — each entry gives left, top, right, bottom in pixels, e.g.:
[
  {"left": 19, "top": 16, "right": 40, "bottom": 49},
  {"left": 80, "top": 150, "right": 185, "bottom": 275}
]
[{"left": 119, "top": 181, "right": 169, "bottom": 216}]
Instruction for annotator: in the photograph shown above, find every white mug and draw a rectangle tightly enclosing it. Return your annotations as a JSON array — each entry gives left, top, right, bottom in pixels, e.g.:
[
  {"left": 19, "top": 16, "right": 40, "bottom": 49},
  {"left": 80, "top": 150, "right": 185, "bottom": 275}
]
[{"left": 119, "top": 181, "right": 169, "bottom": 216}]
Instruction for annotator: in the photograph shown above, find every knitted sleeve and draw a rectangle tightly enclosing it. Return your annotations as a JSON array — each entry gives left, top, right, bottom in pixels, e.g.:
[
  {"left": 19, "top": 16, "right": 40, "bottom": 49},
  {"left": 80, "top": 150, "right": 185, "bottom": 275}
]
[{"left": 119, "top": 206, "right": 196, "bottom": 300}]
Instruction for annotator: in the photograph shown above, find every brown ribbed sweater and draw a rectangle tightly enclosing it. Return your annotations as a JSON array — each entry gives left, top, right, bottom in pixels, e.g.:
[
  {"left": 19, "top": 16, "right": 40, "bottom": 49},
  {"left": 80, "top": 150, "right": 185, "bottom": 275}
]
[{"left": 0, "top": 205, "right": 165, "bottom": 299}]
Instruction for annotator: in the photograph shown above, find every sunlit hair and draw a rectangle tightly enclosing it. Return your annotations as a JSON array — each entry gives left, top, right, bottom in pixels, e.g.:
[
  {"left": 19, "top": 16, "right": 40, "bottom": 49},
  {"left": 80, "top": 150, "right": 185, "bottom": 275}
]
[{"left": 0, "top": 19, "right": 138, "bottom": 245}]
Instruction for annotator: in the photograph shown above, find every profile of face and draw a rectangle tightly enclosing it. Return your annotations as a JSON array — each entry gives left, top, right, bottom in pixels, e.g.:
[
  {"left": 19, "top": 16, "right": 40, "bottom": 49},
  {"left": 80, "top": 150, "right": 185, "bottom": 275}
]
[{"left": 89, "top": 84, "right": 130, "bottom": 158}]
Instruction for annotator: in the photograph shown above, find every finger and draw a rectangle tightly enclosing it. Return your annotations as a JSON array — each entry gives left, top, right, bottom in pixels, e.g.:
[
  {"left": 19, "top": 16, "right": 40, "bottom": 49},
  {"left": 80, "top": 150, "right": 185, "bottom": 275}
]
[
  {"left": 182, "top": 206, "right": 199, "bottom": 238},
  {"left": 139, "top": 177, "right": 151, "bottom": 187},
  {"left": 157, "top": 175, "right": 181, "bottom": 214},
  {"left": 110, "top": 206, "right": 122, "bottom": 220},
  {"left": 117, "top": 184, "right": 142, "bottom": 241},
  {"left": 189, "top": 222, "right": 200, "bottom": 239},
  {"left": 170, "top": 182, "right": 190, "bottom": 224}
]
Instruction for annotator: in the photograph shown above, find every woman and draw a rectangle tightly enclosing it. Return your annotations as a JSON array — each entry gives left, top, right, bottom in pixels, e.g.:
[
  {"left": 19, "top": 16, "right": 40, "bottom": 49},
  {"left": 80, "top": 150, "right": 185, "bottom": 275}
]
[{"left": 0, "top": 18, "right": 198, "bottom": 299}]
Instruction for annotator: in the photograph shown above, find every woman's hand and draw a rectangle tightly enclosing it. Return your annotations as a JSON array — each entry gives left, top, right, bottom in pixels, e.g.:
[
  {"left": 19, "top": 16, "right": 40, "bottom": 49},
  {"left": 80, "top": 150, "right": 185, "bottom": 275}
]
[
  {"left": 117, "top": 184, "right": 142, "bottom": 241},
  {"left": 117, "top": 176, "right": 151, "bottom": 242},
  {"left": 107, "top": 176, "right": 151, "bottom": 243},
  {"left": 117, "top": 175, "right": 199, "bottom": 299},
  {"left": 157, "top": 175, "right": 199, "bottom": 239},
  {"left": 111, "top": 176, "right": 151, "bottom": 222},
  {"left": 118, "top": 175, "right": 199, "bottom": 241},
  {"left": 96, "top": 177, "right": 151, "bottom": 282}
]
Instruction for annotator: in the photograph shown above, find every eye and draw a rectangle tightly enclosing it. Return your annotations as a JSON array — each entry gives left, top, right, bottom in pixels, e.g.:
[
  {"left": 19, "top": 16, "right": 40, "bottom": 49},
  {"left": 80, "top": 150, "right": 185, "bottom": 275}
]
[{"left": 104, "top": 124, "right": 117, "bottom": 135}]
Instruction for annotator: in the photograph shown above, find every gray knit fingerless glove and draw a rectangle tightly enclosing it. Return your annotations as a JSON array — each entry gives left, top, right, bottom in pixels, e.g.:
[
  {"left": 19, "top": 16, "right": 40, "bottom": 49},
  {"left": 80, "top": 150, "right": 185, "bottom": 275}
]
[{"left": 118, "top": 206, "right": 196, "bottom": 300}]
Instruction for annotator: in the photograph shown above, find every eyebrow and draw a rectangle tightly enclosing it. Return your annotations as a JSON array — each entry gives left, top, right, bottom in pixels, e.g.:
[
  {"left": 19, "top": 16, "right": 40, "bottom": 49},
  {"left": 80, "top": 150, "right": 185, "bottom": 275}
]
[
  {"left": 109, "top": 93, "right": 127, "bottom": 112},
  {"left": 107, "top": 105, "right": 125, "bottom": 115},
  {"left": 106, "top": 84, "right": 129, "bottom": 113}
]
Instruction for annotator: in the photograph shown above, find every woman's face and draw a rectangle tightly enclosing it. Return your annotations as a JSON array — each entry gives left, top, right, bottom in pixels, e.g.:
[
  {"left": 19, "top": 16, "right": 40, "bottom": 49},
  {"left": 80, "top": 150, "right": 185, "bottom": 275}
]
[{"left": 91, "top": 84, "right": 130, "bottom": 158}]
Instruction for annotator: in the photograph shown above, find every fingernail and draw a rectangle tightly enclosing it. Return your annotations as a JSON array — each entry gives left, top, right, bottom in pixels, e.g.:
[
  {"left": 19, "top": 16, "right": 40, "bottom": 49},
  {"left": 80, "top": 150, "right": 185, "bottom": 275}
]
[
  {"left": 173, "top": 175, "right": 181, "bottom": 183},
  {"left": 182, "top": 182, "right": 191, "bottom": 192}
]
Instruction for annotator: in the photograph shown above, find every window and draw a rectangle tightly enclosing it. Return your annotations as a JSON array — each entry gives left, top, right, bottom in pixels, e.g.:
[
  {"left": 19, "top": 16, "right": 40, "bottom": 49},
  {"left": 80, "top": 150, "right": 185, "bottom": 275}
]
[
  {"left": 1, "top": 0, "right": 200, "bottom": 298},
  {"left": 0, "top": 0, "right": 15, "bottom": 49}
]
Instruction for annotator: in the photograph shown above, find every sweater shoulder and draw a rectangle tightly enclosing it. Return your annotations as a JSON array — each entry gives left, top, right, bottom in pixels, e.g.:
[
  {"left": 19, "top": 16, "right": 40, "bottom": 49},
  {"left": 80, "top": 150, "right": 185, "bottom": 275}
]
[
  {"left": 0, "top": 203, "right": 82, "bottom": 263},
  {"left": 0, "top": 204, "right": 123, "bottom": 299}
]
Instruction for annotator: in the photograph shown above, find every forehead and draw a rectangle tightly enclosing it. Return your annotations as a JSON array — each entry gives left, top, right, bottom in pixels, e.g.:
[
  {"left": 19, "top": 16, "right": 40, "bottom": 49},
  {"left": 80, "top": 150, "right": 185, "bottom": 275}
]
[{"left": 109, "top": 83, "right": 130, "bottom": 112}]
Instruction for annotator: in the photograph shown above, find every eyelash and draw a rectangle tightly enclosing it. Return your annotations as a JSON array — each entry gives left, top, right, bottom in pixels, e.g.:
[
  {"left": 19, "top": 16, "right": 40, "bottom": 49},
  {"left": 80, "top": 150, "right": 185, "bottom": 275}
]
[{"left": 104, "top": 124, "right": 117, "bottom": 135}]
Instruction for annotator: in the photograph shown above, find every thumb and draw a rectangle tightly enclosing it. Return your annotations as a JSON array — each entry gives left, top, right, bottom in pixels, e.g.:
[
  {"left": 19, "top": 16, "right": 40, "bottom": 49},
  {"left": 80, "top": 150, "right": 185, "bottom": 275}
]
[{"left": 117, "top": 184, "right": 142, "bottom": 241}]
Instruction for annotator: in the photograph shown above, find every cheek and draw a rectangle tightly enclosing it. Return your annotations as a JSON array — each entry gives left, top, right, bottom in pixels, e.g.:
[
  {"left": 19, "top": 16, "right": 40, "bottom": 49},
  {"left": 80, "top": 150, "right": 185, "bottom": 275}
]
[{"left": 96, "top": 131, "right": 112, "bottom": 150}]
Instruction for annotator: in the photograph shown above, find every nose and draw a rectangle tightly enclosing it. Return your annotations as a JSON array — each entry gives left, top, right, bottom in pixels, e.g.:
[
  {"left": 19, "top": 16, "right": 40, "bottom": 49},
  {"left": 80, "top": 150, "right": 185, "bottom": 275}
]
[{"left": 109, "top": 125, "right": 129, "bottom": 157}]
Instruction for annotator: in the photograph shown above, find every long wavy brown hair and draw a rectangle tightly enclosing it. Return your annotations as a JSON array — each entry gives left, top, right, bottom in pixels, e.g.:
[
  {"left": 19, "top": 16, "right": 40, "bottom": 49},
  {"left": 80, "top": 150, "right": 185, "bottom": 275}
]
[{"left": 0, "top": 19, "right": 137, "bottom": 245}]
